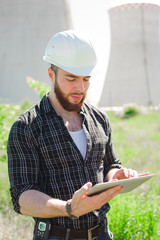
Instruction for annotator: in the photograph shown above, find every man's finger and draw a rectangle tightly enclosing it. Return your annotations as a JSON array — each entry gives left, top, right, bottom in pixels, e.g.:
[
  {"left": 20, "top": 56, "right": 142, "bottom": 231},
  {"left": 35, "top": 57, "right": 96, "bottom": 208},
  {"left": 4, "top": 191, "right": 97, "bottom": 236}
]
[
  {"left": 74, "top": 182, "right": 92, "bottom": 199},
  {"left": 115, "top": 168, "right": 128, "bottom": 179},
  {"left": 96, "top": 186, "right": 124, "bottom": 208}
]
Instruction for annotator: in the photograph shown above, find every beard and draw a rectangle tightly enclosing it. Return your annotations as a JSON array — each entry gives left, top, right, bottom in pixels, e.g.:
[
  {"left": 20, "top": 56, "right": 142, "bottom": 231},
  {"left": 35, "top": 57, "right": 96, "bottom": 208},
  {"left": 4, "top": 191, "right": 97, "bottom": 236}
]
[{"left": 54, "top": 78, "right": 86, "bottom": 112}]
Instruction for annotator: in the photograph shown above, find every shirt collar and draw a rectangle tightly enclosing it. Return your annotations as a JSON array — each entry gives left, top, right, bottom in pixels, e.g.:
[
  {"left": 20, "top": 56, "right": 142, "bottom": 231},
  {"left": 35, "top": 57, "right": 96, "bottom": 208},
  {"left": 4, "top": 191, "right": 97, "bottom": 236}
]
[{"left": 41, "top": 93, "right": 55, "bottom": 114}]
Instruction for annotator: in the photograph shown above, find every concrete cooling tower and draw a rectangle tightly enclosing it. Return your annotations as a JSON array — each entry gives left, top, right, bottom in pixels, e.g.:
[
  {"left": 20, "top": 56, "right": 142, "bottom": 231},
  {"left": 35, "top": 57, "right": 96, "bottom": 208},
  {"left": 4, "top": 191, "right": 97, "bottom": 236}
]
[
  {"left": 0, "top": 0, "right": 72, "bottom": 104},
  {"left": 99, "top": 3, "right": 160, "bottom": 107}
]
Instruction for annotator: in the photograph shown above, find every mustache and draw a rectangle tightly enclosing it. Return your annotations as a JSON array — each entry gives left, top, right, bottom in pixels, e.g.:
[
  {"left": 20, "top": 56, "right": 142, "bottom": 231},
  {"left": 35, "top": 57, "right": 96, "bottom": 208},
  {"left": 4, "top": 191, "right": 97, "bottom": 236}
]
[{"left": 70, "top": 92, "right": 84, "bottom": 96}]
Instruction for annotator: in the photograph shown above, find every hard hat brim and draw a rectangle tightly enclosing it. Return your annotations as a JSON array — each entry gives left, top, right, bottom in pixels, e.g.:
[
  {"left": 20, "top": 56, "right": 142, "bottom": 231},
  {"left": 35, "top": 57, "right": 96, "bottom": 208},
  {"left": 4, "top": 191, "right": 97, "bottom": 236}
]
[{"left": 43, "top": 56, "right": 96, "bottom": 76}]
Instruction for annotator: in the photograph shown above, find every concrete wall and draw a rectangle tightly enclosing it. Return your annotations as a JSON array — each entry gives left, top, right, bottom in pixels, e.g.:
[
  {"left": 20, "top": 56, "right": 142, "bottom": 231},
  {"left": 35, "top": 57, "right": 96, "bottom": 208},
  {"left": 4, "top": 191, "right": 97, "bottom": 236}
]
[
  {"left": 99, "top": 3, "right": 160, "bottom": 107},
  {"left": 0, "top": 0, "right": 72, "bottom": 104}
]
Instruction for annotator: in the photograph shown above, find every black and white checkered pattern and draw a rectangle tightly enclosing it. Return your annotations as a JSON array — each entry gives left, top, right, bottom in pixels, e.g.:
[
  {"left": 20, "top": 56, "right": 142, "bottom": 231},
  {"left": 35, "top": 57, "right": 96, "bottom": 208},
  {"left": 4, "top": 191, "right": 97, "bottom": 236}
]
[{"left": 7, "top": 93, "right": 121, "bottom": 230}]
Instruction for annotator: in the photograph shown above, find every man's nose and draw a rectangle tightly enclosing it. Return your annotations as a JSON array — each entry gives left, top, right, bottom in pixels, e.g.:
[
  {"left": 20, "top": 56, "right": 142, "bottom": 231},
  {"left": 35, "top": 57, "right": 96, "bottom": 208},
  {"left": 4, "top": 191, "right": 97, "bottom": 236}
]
[{"left": 76, "top": 79, "right": 85, "bottom": 92}]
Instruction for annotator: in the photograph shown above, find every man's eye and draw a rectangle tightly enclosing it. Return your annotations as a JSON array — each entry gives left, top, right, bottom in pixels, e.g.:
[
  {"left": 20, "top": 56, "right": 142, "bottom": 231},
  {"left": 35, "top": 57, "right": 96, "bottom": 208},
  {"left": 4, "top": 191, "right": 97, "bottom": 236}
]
[
  {"left": 84, "top": 79, "right": 89, "bottom": 82},
  {"left": 66, "top": 78, "right": 75, "bottom": 81}
]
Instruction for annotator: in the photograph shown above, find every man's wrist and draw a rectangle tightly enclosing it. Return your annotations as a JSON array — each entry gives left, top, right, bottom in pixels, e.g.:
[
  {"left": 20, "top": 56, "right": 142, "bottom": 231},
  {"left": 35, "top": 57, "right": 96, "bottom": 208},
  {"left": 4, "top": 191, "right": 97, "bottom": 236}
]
[{"left": 66, "top": 200, "right": 79, "bottom": 220}]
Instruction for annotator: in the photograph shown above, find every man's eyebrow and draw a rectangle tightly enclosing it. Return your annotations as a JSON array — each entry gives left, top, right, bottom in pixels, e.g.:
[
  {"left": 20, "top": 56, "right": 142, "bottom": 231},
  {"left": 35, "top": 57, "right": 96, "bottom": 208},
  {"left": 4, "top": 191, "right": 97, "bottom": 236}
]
[
  {"left": 84, "top": 76, "right": 91, "bottom": 79},
  {"left": 65, "top": 74, "right": 90, "bottom": 79}
]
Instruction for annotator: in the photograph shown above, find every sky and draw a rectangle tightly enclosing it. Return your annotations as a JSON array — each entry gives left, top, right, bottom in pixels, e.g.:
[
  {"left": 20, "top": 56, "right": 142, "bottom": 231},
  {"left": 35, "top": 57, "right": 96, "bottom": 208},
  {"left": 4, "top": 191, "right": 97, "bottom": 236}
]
[{"left": 68, "top": 0, "right": 160, "bottom": 105}]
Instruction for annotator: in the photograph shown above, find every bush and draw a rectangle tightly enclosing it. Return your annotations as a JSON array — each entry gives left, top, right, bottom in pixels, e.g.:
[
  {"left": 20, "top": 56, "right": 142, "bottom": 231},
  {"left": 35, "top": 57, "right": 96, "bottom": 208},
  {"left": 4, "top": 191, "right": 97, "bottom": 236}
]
[
  {"left": 116, "top": 103, "right": 140, "bottom": 118},
  {"left": 26, "top": 76, "right": 50, "bottom": 99}
]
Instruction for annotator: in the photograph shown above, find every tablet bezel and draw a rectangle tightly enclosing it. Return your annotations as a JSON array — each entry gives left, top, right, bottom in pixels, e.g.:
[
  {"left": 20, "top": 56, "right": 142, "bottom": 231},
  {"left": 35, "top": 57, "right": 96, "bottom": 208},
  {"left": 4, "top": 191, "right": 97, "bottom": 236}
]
[{"left": 87, "top": 174, "right": 154, "bottom": 196}]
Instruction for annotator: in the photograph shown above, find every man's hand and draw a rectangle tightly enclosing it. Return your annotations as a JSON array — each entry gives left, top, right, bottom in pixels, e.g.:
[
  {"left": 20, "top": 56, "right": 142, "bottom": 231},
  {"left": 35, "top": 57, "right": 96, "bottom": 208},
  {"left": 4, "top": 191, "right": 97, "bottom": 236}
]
[
  {"left": 70, "top": 182, "right": 123, "bottom": 218},
  {"left": 107, "top": 168, "right": 138, "bottom": 182}
]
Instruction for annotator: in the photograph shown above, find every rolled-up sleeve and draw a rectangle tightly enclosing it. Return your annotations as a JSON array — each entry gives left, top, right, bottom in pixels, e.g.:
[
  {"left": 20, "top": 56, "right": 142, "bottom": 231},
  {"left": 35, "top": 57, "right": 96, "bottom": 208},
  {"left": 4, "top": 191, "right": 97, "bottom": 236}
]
[{"left": 7, "top": 119, "right": 40, "bottom": 213}]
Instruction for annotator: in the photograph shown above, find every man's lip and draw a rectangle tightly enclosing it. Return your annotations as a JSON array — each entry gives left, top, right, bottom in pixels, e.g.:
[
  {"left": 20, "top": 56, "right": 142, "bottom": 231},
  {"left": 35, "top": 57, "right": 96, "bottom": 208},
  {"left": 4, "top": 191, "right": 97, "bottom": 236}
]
[{"left": 70, "top": 95, "right": 83, "bottom": 102}]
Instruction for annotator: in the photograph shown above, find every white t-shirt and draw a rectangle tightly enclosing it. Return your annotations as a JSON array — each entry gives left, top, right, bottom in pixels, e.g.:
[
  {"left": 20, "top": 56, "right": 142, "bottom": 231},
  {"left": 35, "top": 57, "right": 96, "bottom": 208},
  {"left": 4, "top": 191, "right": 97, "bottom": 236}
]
[{"left": 69, "top": 129, "right": 87, "bottom": 160}]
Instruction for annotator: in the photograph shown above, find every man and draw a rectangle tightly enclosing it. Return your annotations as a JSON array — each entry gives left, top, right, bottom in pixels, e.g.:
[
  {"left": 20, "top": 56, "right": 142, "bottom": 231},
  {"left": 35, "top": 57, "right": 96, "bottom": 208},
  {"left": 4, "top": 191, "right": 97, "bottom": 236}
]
[{"left": 7, "top": 30, "right": 138, "bottom": 240}]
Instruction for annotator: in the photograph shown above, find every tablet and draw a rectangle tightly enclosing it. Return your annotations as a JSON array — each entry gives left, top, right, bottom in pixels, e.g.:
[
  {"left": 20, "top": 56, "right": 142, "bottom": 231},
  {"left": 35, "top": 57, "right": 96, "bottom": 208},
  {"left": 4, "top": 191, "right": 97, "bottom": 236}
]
[{"left": 87, "top": 174, "right": 154, "bottom": 196}]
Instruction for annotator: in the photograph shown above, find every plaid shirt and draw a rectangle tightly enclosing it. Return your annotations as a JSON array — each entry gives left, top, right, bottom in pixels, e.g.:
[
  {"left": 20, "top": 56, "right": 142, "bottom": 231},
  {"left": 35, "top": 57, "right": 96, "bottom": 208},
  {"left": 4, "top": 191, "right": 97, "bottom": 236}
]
[{"left": 7, "top": 94, "right": 121, "bottom": 230}]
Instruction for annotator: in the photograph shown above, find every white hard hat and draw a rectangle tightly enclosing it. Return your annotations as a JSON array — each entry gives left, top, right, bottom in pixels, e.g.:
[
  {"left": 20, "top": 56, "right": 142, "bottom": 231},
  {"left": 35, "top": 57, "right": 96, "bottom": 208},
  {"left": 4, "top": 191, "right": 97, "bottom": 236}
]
[{"left": 43, "top": 30, "right": 97, "bottom": 76}]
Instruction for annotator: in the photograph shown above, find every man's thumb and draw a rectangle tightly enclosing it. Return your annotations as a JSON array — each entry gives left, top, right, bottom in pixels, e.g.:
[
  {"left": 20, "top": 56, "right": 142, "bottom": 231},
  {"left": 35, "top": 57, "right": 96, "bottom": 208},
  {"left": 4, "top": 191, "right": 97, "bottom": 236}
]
[{"left": 75, "top": 182, "right": 92, "bottom": 198}]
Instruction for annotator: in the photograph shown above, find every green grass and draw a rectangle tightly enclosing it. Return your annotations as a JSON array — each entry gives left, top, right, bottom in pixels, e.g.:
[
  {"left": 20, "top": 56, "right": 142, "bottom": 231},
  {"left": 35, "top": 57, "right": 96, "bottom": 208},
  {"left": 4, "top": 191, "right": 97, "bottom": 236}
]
[
  {"left": 0, "top": 104, "right": 160, "bottom": 239},
  {"left": 107, "top": 111, "right": 160, "bottom": 239}
]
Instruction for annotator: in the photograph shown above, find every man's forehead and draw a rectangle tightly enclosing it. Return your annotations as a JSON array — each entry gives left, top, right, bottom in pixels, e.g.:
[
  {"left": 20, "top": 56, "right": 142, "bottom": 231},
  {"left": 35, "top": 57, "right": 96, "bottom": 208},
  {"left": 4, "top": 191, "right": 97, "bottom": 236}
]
[{"left": 62, "top": 69, "right": 91, "bottom": 79}]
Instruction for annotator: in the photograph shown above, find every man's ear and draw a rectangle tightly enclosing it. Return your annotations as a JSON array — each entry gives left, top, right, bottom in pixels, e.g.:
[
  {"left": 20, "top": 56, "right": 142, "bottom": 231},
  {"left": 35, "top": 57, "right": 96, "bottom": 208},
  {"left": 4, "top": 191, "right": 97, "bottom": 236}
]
[{"left": 48, "top": 67, "right": 55, "bottom": 83}]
